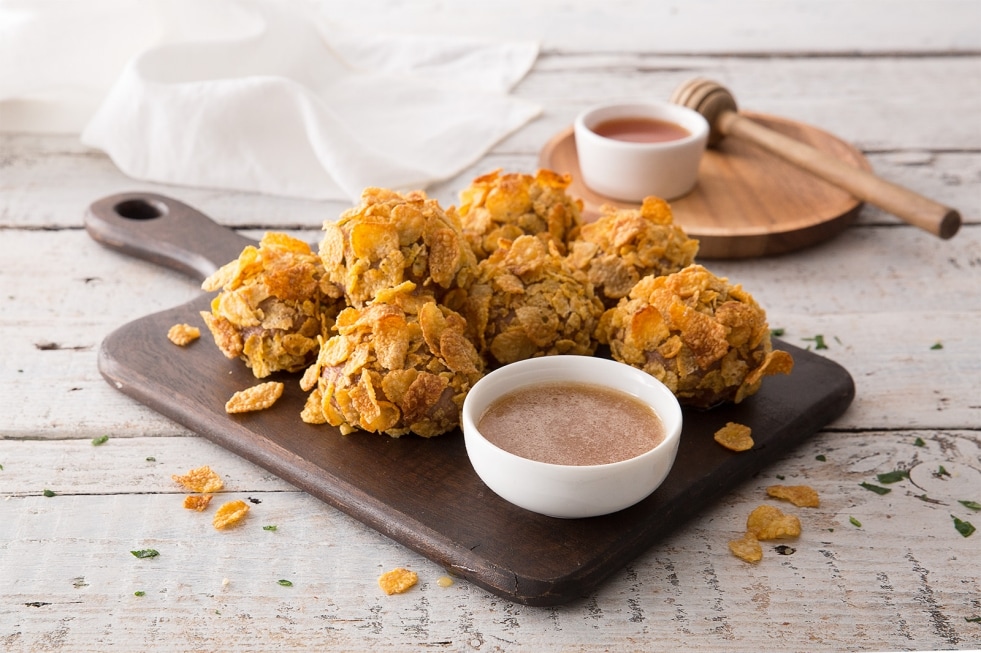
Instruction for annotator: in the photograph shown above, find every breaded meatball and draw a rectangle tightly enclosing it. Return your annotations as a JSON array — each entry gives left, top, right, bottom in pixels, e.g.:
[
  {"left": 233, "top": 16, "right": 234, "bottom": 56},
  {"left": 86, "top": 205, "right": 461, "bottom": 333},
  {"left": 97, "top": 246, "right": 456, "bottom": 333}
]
[
  {"left": 319, "top": 187, "right": 477, "bottom": 308},
  {"left": 599, "top": 264, "right": 793, "bottom": 408},
  {"left": 300, "top": 287, "right": 484, "bottom": 437},
  {"left": 457, "top": 169, "right": 583, "bottom": 260},
  {"left": 200, "top": 232, "right": 340, "bottom": 378},
  {"left": 464, "top": 235, "right": 605, "bottom": 367},
  {"left": 567, "top": 196, "right": 699, "bottom": 308}
]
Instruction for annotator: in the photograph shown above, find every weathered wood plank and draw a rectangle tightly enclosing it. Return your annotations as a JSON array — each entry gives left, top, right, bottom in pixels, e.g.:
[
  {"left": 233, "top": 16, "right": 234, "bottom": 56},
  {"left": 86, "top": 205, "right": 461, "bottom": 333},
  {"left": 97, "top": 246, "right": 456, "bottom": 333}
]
[{"left": 1, "top": 429, "right": 977, "bottom": 651}]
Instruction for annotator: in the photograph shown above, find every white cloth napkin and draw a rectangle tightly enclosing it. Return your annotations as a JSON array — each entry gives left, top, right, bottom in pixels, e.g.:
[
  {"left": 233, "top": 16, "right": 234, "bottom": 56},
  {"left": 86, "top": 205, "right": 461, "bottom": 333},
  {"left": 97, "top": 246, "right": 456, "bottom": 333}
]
[{"left": 0, "top": 0, "right": 541, "bottom": 201}]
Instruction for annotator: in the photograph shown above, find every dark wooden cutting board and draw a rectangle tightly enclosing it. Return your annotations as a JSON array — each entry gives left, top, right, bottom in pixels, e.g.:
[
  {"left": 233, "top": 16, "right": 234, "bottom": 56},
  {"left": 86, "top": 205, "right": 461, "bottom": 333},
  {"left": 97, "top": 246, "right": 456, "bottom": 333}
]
[{"left": 86, "top": 192, "right": 855, "bottom": 606}]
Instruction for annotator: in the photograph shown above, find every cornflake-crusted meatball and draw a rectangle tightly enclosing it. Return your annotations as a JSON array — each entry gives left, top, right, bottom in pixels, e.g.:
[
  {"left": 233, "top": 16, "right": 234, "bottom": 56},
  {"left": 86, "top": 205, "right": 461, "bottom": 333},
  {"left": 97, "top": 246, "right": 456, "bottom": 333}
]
[
  {"left": 464, "top": 235, "right": 605, "bottom": 367},
  {"left": 200, "top": 232, "right": 340, "bottom": 378},
  {"left": 457, "top": 169, "right": 583, "bottom": 261},
  {"left": 567, "top": 197, "right": 699, "bottom": 308},
  {"left": 319, "top": 187, "right": 477, "bottom": 308},
  {"left": 599, "top": 264, "right": 793, "bottom": 408},
  {"left": 300, "top": 285, "right": 484, "bottom": 438}
]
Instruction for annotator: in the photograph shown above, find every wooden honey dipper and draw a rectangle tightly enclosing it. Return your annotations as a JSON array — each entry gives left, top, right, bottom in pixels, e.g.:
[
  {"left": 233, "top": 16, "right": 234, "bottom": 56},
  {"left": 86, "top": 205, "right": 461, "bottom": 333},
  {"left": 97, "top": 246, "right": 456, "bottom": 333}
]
[{"left": 670, "top": 78, "right": 961, "bottom": 239}]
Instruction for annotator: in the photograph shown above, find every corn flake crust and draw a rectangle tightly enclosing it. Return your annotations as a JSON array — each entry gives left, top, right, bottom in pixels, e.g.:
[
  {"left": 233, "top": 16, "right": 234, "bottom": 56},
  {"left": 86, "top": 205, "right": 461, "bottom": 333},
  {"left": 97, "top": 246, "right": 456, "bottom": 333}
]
[
  {"left": 746, "top": 504, "right": 802, "bottom": 540},
  {"left": 728, "top": 531, "right": 763, "bottom": 563},
  {"left": 172, "top": 465, "right": 224, "bottom": 494},
  {"left": 200, "top": 232, "right": 339, "bottom": 378},
  {"left": 225, "top": 381, "right": 284, "bottom": 414},
  {"left": 463, "top": 235, "right": 605, "bottom": 366},
  {"left": 167, "top": 323, "right": 201, "bottom": 346},
  {"left": 714, "top": 422, "right": 754, "bottom": 452},
  {"left": 600, "top": 264, "right": 794, "bottom": 408},
  {"left": 319, "top": 187, "right": 477, "bottom": 309},
  {"left": 183, "top": 494, "right": 213, "bottom": 512},
  {"left": 378, "top": 567, "right": 418, "bottom": 595},
  {"left": 457, "top": 169, "right": 583, "bottom": 260},
  {"left": 567, "top": 197, "right": 699, "bottom": 308},
  {"left": 213, "top": 499, "right": 250, "bottom": 530},
  {"left": 302, "top": 286, "right": 484, "bottom": 438},
  {"left": 767, "top": 484, "right": 820, "bottom": 508}
]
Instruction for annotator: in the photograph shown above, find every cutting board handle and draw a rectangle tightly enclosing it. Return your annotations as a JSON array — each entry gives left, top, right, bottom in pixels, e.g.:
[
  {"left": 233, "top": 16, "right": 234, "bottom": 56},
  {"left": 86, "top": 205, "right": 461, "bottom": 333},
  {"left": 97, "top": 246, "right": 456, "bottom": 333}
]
[{"left": 85, "top": 192, "right": 255, "bottom": 282}]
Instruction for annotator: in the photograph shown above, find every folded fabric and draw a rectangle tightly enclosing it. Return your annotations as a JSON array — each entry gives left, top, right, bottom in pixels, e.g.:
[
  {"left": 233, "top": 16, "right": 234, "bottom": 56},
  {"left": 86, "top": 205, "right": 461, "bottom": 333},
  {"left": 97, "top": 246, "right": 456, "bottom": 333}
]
[{"left": 0, "top": 0, "right": 541, "bottom": 201}]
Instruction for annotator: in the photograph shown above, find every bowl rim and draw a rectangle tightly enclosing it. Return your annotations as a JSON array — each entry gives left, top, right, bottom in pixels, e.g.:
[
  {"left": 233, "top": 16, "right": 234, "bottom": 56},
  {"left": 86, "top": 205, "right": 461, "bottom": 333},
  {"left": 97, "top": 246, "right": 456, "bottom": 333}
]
[
  {"left": 461, "top": 355, "right": 683, "bottom": 471},
  {"left": 575, "top": 100, "right": 709, "bottom": 150}
]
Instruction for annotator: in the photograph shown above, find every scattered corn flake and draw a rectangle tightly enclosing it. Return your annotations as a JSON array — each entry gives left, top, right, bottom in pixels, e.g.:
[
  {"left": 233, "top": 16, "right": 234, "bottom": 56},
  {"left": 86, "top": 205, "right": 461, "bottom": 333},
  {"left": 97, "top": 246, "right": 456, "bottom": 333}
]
[
  {"left": 714, "top": 422, "right": 754, "bottom": 452},
  {"left": 378, "top": 567, "right": 418, "bottom": 595},
  {"left": 167, "top": 323, "right": 201, "bottom": 346},
  {"left": 213, "top": 500, "right": 250, "bottom": 530},
  {"left": 728, "top": 531, "right": 763, "bottom": 563},
  {"left": 746, "top": 504, "right": 802, "bottom": 540},
  {"left": 183, "top": 494, "right": 213, "bottom": 512},
  {"left": 172, "top": 465, "right": 224, "bottom": 493},
  {"left": 225, "top": 381, "right": 284, "bottom": 414},
  {"left": 767, "top": 484, "right": 820, "bottom": 508}
]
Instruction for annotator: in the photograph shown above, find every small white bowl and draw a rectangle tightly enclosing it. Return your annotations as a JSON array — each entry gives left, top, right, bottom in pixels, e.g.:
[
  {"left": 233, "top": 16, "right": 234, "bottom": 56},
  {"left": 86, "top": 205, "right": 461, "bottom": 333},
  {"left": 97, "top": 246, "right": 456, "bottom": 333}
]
[
  {"left": 574, "top": 101, "right": 709, "bottom": 202},
  {"left": 462, "top": 356, "right": 683, "bottom": 519}
]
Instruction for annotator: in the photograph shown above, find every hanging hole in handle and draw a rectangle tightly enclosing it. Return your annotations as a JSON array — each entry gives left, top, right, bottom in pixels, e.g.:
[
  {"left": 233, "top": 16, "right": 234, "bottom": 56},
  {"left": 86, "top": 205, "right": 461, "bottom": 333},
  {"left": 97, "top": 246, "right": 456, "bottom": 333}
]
[{"left": 114, "top": 198, "right": 168, "bottom": 221}]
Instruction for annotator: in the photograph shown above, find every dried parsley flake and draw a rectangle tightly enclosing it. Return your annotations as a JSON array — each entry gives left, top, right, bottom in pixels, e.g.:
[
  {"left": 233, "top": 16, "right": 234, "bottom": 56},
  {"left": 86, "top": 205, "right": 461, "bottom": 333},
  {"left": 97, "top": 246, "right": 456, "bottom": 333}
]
[
  {"left": 952, "top": 515, "right": 975, "bottom": 538},
  {"left": 91, "top": 435, "right": 109, "bottom": 446},
  {"left": 876, "top": 470, "right": 909, "bottom": 484},
  {"left": 277, "top": 579, "right": 293, "bottom": 587},
  {"left": 860, "top": 482, "right": 891, "bottom": 495},
  {"left": 130, "top": 549, "right": 160, "bottom": 559},
  {"left": 958, "top": 500, "right": 981, "bottom": 512},
  {"left": 849, "top": 516, "right": 862, "bottom": 528}
]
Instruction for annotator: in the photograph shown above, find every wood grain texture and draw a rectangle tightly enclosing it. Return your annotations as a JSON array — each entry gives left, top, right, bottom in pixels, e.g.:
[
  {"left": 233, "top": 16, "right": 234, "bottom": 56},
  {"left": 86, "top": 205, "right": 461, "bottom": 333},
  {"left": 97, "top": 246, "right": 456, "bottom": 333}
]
[{"left": 2, "top": 1, "right": 980, "bottom": 649}]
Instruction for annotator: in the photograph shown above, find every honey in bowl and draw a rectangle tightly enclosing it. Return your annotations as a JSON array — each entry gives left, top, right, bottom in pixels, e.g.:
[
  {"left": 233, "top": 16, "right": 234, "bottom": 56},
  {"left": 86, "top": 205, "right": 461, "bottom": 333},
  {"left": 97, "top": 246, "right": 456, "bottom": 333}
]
[
  {"left": 591, "top": 116, "right": 691, "bottom": 144},
  {"left": 477, "top": 381, "right": 665, "bottom": 466}
]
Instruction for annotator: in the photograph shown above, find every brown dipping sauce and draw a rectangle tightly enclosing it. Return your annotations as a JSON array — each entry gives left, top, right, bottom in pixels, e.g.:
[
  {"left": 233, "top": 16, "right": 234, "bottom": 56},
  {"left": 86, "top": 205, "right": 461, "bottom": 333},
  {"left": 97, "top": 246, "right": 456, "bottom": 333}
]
[
  {"left": 591, "top": 116, "right": 690, "bottom": 143},
  {"left": 477, "top": 381, "right": 665, "bottom": 466}
]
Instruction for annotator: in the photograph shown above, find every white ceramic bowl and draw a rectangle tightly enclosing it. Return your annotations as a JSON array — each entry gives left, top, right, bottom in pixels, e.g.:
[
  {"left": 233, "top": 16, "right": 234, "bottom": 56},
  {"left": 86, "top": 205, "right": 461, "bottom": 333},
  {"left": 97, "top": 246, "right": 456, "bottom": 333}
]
[
  {"left": 462, "top": 356, "right": 683, "bottom": 519},
  {"left": 574, "top": 101, "right": 709, "bottom": 202}
]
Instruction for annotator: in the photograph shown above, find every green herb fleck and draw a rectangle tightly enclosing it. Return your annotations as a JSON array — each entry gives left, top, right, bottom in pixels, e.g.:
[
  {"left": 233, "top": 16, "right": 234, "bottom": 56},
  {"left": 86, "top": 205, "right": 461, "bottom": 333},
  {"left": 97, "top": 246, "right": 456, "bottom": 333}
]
[
  {"left": 876, "top": 470, "right": 909, "bottom": 484},
  {"left": 146, "top": 456, "right": 156, "bottom": 462},
  {"left": 849, "top": 516, "right": 862, "bottom": 528},
  {"left": 91, "top": 435, "right": 109, "bottom": 446},
  {"left": 915, "top": 494, "right": 944, "bottom": 505},
  {"left": 134, "top": 591, "right": 145, "bottom": 597},
  {"left": 775, "top": 474, "right": 785, "bottom": 481},
  {"left": 930, "top": 341, "right": 943, "bottom": 350},
  {"left": 913, "top": 437, "right": 925, "bottom": 447},
  {"left": 936, "top": 465, "right": 951, "bottom": 478},
  {"left": 770, "top": 328, "right": 785, "bottom": 338},
  {"left": 277, "top": 579, "right": 293, "bottom": 587},
  {"left": 966, "top": 615, "right": 981, "bottom": 623},
  {"left": 860, "top": 482, "right": 891, "bottom": 495},
  {"left": 43, "top": 489, "right": 56, "bottom": 497},
  {"left": 952, "top": 515, "right": 975, "bottom": 538},
  {"left": 803, "top": 334, "right": 828, "bottom": 350},
  {"left": 0, "top": 463, "right": 4, "bottom": 470},
  {"left": 263, "top": 525, "right": 278, "bottom": 532},
  {"left": 958, "top": 500, "right": 981, "bottom": 512},
  {"left": 815, "top": 454, "right": 827, "bottom": 462},
  {"left": 130, "top": 549, "right": 160, "bottom": 559}
]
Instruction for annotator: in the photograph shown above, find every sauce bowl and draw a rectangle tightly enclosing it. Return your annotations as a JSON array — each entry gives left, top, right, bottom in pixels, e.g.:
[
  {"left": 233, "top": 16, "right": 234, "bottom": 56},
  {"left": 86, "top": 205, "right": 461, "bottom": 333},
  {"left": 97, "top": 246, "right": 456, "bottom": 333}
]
[
  {"left": 461, "top": 355, "right": 683, "bottom": 519},
  {"left": 574, "top": 100, "right": 709, "bottom": 202}
]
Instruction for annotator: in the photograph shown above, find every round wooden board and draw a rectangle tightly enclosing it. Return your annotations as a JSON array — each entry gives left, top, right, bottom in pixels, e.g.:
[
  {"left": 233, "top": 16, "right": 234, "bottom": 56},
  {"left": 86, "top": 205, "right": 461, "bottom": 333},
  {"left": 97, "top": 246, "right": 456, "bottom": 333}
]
[{"left": 539, "top": 111, "right": 873, "bottom": 259}]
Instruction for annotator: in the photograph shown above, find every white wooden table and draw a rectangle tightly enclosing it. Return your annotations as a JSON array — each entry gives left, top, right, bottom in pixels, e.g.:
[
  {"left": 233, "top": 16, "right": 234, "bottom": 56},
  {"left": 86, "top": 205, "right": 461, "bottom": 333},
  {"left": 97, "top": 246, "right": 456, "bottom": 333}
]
[{"left": 2, "top": 2, "right": 980, "bottom": 650}]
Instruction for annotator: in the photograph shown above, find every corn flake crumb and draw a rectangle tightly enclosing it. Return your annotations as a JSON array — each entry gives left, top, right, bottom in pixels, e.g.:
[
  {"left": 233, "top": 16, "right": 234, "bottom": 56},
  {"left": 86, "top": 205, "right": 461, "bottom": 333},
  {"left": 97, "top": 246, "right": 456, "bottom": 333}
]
[
  {"left": 728, "top": 531, "right": 763, "bottom": 563},
  {"left": 746, "top": 504, "right": 802, "bottom": 540},
  {"left": 172, "top": 465, "right": 224, "bottom": 493},
  {"left": 213, "top": 500, "right": 250, "bottom": 530},
  {"left": 766, "top": 484, "right": 820, "bottom": 508},
  {"left": 378, "top": 567, "right": 418, "bottom": 595},
  {"left": 183, "top": 494, "right": 213, "bottom": 511},
  {"left": 225, "top": 381, "right": 284, "bottom": 414},
  {"left": 714, "top": 422, "right": 754, "bottom": 452},
  {"left": 167, "top": 323, "right": 201, "bottom": 346}
]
